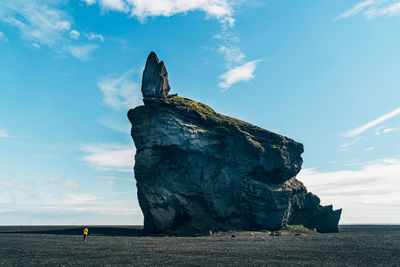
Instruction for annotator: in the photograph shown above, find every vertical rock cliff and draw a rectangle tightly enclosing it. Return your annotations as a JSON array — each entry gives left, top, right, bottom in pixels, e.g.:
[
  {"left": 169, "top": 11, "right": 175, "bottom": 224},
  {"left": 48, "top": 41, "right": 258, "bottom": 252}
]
[{"left": 128, "top": 52, "right": 342, "bottom": 234}]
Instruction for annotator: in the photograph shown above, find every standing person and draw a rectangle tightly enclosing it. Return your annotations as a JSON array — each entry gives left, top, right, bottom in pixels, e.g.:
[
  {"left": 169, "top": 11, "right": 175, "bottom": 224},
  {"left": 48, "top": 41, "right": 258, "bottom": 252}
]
[{"left": 83, "top": 226, "right": 88, "bottom": 242}]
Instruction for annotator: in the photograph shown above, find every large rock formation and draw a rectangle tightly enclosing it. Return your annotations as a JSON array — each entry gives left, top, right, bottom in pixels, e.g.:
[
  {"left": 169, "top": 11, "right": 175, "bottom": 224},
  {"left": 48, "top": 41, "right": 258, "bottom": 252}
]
[{"left": 128, "top": 52, "right": 341, "bottom": 234}]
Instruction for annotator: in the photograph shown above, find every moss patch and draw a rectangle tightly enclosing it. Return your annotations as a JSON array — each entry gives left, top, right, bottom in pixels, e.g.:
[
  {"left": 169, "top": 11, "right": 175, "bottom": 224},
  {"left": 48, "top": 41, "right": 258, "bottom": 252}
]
[{"left": 164, "top": 96, "right": 256, "bottom": 129}]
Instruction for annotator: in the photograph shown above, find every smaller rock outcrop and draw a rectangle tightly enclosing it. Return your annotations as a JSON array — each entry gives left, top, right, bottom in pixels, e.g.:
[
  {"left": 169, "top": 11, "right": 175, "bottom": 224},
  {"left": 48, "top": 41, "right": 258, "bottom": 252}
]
[{"left": 141, "top": 51, "right": 170, "bottom": 99}]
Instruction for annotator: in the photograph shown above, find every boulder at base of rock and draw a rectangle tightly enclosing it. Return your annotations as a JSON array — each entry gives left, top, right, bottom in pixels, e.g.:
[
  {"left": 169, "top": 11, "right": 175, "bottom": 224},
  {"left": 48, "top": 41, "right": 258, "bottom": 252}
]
[{"left": 128, "top": 52, "right": 342, "bottom": 234}]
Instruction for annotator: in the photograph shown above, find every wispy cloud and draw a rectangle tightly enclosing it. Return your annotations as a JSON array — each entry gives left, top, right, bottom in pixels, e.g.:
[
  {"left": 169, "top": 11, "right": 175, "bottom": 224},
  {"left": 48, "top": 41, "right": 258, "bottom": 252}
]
[
  {"left": 70, "top": 30, "right": 80, "bottom": 40},
  {"left": 374, "top": 126, "right": 400, "bottom": 135},
  {"left": 50, "top": 177, "right": 80, "bottom": 191},
  {"left": 0, "top": 0, "right": 71, "bottom": 47},
  {"left": 335, "top": 0, "right": 400, "bottom": 21},
  {"left": 344, "top": 107, "right": 400, "bottom": 137},
  {"left": 218, "top": 60, "right": 261, "bottom": 91},
  {"left": 68, "top": 44, "right": 98, "bottom": 61},
  {"left": 0, "top": 178, "right": 142, "bottom": 224},
  {"left": 215, "top": 29, "right": 261, "bottom": 91},
  {"left": 298, "top": 158, "right": 400, "bottom": 224},
  {"left": 334, "top": 0, "right": 375, "bottom": 21},
  {"left": 339, "top": 136, "right": 362, "bottom": 152},
  {"left": 0, "top": 32, "right": 8, "bottom": 42},
  {"left": 81, "top": 143, "right": 134, "bottom": 172},
  {"left": 84, "top": 0, "right": 97, "bottom": 5},
  {"left": 0, "top": 0, "right": 101, "bottom": 61},
  {"left": 0, "top": 129, "right": 9, "bottom": 138},
  {"left": 0, "top": 180, "right": 32, "bottom": 192},
  {"left": 84, "top": 0, "right": 234, "bottom": 25},
  {"left": 218, "top": 45, "right": 245, "bottom": 67},
  {"left": 85, "top": 32, "right": 104, "bottom": 42},
  {"left": 97, "top": 67, "right": 143, "bottom": 110}
]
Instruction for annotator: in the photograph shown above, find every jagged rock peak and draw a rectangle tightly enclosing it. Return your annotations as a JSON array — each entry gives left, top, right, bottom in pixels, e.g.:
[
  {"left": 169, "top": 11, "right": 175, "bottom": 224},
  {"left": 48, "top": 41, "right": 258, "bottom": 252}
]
[{"left": 141, "top": 51, "right": 170, "bottom": 99}]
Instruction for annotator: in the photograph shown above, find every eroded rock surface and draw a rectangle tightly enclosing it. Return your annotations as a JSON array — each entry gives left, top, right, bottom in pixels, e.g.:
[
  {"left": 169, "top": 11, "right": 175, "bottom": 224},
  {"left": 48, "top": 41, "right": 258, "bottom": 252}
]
[
  {"left": 141, "top": 51, "right": 170, "bottom": 99},
  {"left": 128, "top": 52, "right": 341, "bottom": 234}
]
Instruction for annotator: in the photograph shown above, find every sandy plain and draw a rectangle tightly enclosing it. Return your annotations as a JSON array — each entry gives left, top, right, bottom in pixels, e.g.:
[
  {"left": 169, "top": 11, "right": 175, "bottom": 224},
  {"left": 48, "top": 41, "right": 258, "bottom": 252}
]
[{"left": 0, "top": 225, "right": 399, "bottom": 266}]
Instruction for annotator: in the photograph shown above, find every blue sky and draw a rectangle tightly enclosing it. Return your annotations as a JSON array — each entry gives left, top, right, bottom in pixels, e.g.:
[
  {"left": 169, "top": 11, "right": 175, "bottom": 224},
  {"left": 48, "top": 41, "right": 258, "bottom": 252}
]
[{"left": 1, "top": 0, "right": 399, "bottom": 225}]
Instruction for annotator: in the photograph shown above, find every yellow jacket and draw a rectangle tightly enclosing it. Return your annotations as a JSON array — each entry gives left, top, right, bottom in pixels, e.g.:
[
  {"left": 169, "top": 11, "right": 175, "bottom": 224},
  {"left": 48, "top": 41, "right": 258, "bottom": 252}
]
[{"left": 83, "top": 228, "right": 88, "bottom": 235}]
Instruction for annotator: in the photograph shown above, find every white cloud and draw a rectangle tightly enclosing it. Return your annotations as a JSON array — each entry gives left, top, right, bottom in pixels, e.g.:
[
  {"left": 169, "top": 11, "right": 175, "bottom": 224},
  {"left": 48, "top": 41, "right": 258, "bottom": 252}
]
[
  {"left": 335, "top": 0, "right": 400, "bottom": 20},
  {"left": 219, "top": 45, "right": 245, "bottom": 67},
  {"left": 214, "top": 19, "right": 259, "bottom": 90},
  {"left": 84, "top": 0, "right": 97, "bottom": 5},
  {"left": 0, "top": 0, "right": 71, "bottom": 48},
  {"left": 50, "top": 177, "right": 80, "bottom": 191},
  {"left": 334, "top": 0, "right": 375, "bottom": 21},
  {"left": 81, "top": 143, "right": 134, "bottom": 172},
  {"left": 339, "top": 136, "right": 361, "bottom": 152},
  {"left": 344, "top": 107, "right": 400, "bottom": 137},
  {"left": 0, "top": 173, "right": 141, "bottom": 224},
  {"left": 84, "top": 0, "right": 234, "bottom": 24},
  {"left": 85, "top": 32, "right": 105, "bottom": 42},
  {"left": 97, "top": 68, "right": 143, "bottom": 110},
  {"left": 102, "top": 0, "right": 128, "bottom": 12},
  {"left": 298, "top": 158, "right": 400, "bottom": 224},
  {"left": 0, "top": 1, "right": 101, "bottom": 60},
  {"left": 365, "top": 146, "right": 375, "bottom": 151},
  {"left": 0, "top": 129, "right": 9, "bottom": 138},
  {"left": 66, "top": 193, "right": 99, "bottom": 204},
  {"left": 0, "top": 180, "right": 32, "bottom": 192},
  {"left": 0, "top": 31, "right": 8, "bottom": 42},
  {"left": 218, "top": 60, "right": 261, "bottom": 91},
  {"left": 70, "top": 30, "right": 80, "bottom": 40},
  {"left": 68, "top": 44, "right": 98, "bottom": 61},
  {"left": 374, "top": 126, "right": 400, "bottom": 135}
]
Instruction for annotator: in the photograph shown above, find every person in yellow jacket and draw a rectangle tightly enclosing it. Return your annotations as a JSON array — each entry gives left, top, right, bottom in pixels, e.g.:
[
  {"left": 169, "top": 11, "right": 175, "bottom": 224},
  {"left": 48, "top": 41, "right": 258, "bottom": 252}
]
[{"left": 83, "top": 226, "right": 88, "bottom": 242}]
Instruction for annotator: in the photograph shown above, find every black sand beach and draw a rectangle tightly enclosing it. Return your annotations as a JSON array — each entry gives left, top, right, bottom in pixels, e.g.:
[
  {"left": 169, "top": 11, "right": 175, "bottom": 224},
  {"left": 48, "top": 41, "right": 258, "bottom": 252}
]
[{"left": 0, "top": 225, "right": 399, "bottom": 266}]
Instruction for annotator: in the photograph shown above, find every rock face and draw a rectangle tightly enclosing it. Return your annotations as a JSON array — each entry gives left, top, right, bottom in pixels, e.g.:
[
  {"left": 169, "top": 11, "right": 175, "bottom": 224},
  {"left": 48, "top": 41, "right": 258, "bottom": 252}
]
[
  {"left": 141, "top": 51, "right": 170, "bottom": 99},
  {"left": 128, "top": 52, "right": 341, "bottom": 234}
]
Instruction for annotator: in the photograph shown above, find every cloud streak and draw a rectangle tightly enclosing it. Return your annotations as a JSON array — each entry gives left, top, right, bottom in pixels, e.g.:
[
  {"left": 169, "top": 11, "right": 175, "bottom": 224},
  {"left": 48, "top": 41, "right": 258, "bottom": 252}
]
[
  {"left": 68, "top": 44, "right": 98, "bottom": 61},
  {"left": 335, "top": 0, "right": 400, "bottom": 20},
  {"left": 97, "top": 67, "right": 143, "bottom": 110},
  {"left": 344, "top": 107, "right": 400, "bottom": 137},
  {"left": 81, "top": 143, "right": 134, "bottom": 172},
  {"left": 374, "top": 126, "right": 400, "bottom": 135}
]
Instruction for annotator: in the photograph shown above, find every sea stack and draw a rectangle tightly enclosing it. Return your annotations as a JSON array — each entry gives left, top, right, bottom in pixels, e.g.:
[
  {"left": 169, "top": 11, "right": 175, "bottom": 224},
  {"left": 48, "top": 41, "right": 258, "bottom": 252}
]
[
  {"left": 141, "top": 51, "right": 170, "bottom": 100},
  {"left": 128, "top": 52, "right": 341, "bottom": 234}
]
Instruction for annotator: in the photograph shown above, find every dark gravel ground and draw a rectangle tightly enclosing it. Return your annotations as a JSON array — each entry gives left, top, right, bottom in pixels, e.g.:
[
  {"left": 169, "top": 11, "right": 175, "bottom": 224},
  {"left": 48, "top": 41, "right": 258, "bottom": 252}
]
[{"left": 0, "top": 225, "right": 399, "bottom": 266}]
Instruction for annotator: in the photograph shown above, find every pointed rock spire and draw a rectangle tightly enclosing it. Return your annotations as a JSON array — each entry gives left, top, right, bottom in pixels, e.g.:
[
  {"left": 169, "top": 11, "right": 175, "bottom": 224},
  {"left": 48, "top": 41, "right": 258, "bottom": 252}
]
[{"left": 141, "top": 51, "right": 170, "bottom": 99}]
